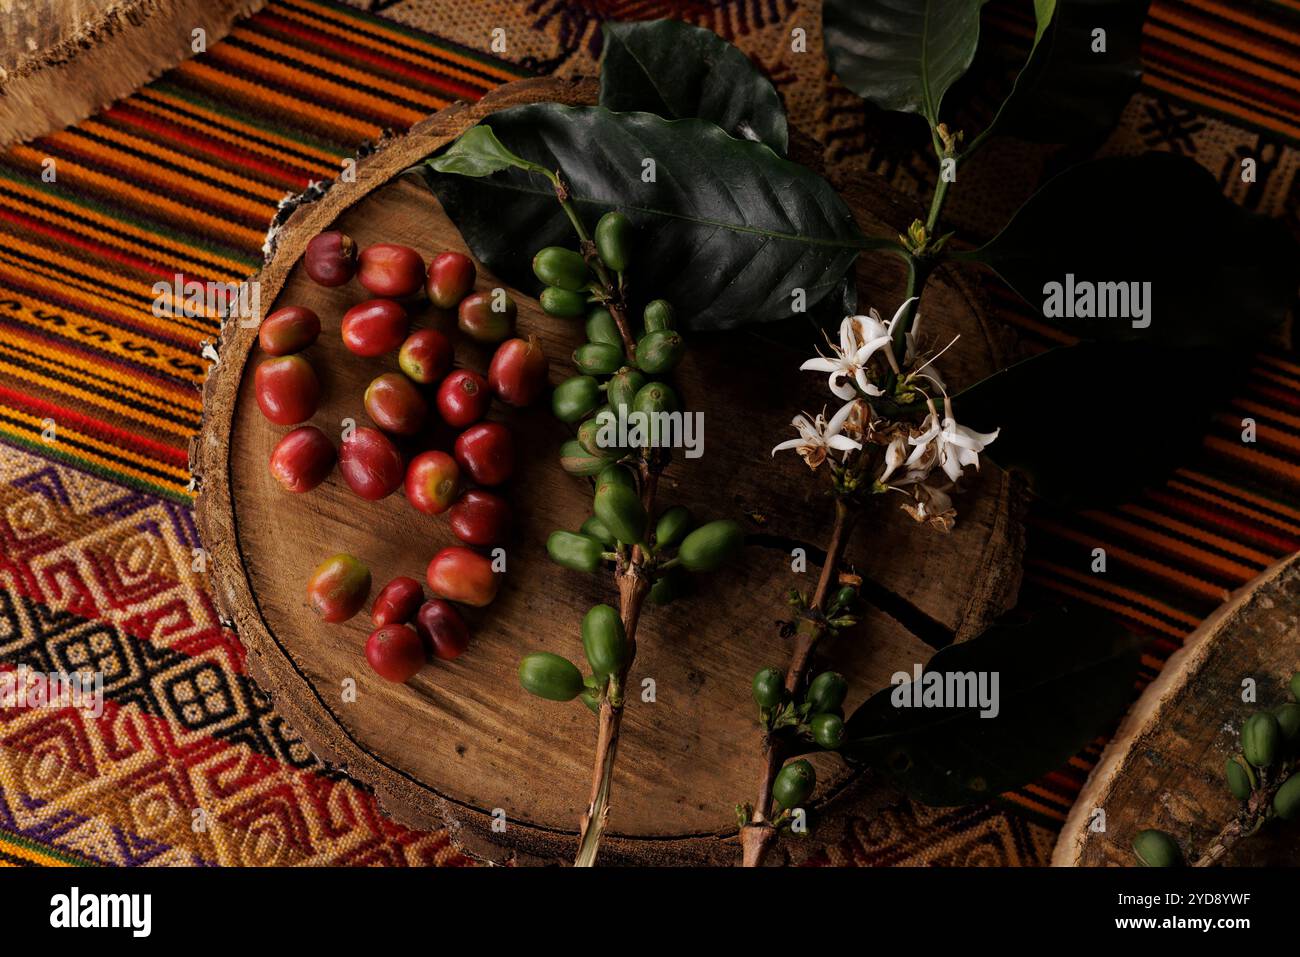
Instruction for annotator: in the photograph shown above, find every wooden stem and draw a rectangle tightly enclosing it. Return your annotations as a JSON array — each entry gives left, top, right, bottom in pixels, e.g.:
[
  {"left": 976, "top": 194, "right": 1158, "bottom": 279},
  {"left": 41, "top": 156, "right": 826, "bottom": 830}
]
[
  {"left": 1191, "top": 763, "right": 1293, "bottom": 867},
  {"left": 574, "top": 458, "right": 661, "bottom": 867},
  {"left": 740, "top": 498, "right": 857, "bottom": 866}
]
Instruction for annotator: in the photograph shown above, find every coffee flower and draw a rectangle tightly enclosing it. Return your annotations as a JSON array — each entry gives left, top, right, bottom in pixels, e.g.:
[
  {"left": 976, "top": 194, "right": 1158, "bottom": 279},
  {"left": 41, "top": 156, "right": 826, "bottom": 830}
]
[
  {"left": 905, "top": 398, "right": 999, "bottom": 484},
  {"left": 772, "top": 404, "right": 862, "bottom": 469},
  {"left": 800, "top": 312, "right": 892, "bottom": 399}
]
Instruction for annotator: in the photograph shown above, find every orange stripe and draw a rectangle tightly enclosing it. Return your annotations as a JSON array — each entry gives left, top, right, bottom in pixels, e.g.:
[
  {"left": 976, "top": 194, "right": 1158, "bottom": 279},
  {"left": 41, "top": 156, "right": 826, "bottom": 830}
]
[
  {"left": 1215, "top": 411, "right": 1300, "bottom": 456},
  {"left": 273, "top": 0, "right": 523, "bottom": 83},
  {"left": 1257, "top": 352, "right": 1300, "bottom": 379},
  {"left": 1169, "top": 472, "right": 1300, "bottom": 531},
  {"left": 1150, "top": 12, "right": 1299, "bottom": 76},
  {"left": 1204, "top": 434, "right": 1300, "bottom": 483},
  {"left": 1025, "top": 570, "right": 1192, "bottom": 639},
  {"left": 0, "top": 179, "right": 251, "bottom": 279},
  {"left": 70, "top": 119, "right": 289, "bottom": 202},
  {"left": 228, "top": 26, "right": 448, "bottom": 111},
  {"left": 1183, "top": 0, "right": 1300, "bottom": 44},
  {"left": 1142, "top": 72, "right": 1300, "bottom": 140},
  {"left": 133, "top": 89, "right": 343, "bottom": 168},
  {"left": 1032, "top": 560, "right": 1203, "bottom": 627},
  {"left": 202, "top": 45, "right": 423, "bottom": 128},
  {"left": 6, "top": 145, "right": 265, "bottom": 248},
  {"left": 1033, "top": 519, "right": 1234, "bottom": 601},
  {"left": 1118, "top": 504, "right": 1275, "bottom": 566},
  {"left": 174, "top": 59, "right": 380, "bottom": 142}
]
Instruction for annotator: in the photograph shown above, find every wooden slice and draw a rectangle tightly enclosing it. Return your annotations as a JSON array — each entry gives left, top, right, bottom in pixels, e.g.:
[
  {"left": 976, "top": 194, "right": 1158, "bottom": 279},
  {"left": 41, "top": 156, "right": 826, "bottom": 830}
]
[
  {"left": 192, "top": 76, "right": 1026, "bottom": 865},
  {"left": 1053, "top": 552, "right": 1300, "bottom": 866},
  {"left": 0, "top": 0, "right": 266, "bottom": 148}
]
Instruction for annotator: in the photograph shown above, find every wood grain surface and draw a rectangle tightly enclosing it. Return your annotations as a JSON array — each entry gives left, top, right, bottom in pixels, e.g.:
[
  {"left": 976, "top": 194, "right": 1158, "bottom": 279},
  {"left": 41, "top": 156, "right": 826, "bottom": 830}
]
[
  {"left": 193, "top": 76, "right": 1027, "bottom": 864},
  {"left": 1053, "top": 552, "right": 1300, "bottom": 866}
]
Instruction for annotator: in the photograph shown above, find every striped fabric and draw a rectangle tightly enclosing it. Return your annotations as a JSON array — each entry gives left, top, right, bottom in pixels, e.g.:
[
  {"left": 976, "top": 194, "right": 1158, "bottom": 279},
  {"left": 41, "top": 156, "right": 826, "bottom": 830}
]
[{"left": 0, "top": 0, "right": 1298, "bottom": 864}]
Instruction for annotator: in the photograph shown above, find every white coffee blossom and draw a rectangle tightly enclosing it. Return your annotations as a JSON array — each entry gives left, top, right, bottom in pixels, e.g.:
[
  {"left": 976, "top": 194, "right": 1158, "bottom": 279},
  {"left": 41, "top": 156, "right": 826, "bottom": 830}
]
[{"left": 772, "top": 403, "right": 861, "bottom": 469}]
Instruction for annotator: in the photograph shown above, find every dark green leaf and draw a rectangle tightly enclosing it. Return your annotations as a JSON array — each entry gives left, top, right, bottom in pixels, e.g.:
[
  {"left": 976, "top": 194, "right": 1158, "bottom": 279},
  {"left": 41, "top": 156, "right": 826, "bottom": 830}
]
[
  {"left": 955, "top": 342, "right": 1241, "bottom": 504},
  {"left": 996, "top": 0, "right": 1148, "bottom": 143},
  {"left": 963, "top": 153, "right": 1300, "bottom": 346},
  {"left": 961, "top": 0, "right": 1056, "bottom": 156},
  {"left": 823, "top": 0, "right": 986, "bottom": 126},
  {"left": 423, "top": 106, "right": 887, "bottom": 330},
  {"left": 599, "top": 19, "right": 788, "bottom": 155},
  {"left": 843, "top": 605, "right": 1141, "bottom": 806}
]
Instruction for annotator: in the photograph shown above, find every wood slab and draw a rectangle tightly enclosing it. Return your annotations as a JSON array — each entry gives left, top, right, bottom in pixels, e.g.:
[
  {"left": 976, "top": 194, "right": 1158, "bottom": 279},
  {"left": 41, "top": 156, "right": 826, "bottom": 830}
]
[
  {"left": 1053, "top": 551, "right": 1300, "bottom": 866},
  {"left": 192, "top": 76, "right": 1026, "bottom": 865}
]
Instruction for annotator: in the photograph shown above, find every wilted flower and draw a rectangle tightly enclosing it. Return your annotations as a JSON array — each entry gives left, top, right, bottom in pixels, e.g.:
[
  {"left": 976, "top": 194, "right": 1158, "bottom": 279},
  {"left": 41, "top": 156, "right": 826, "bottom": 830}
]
[
  {"left": 772, "top": 404, "right": 862, "bottom": 469},
  {"left": 901, "top": 483, "right": 957, "bottom": 532}
]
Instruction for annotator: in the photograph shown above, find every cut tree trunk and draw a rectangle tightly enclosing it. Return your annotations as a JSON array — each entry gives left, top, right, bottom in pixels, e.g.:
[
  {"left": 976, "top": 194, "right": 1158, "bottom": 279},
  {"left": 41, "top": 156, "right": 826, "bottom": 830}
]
[
  {"left": 191, "top": 75, "right": 1027, "bottom": 865},
  {"left": 1053, "top": 551, "right": 1300, "bottom": 866}
]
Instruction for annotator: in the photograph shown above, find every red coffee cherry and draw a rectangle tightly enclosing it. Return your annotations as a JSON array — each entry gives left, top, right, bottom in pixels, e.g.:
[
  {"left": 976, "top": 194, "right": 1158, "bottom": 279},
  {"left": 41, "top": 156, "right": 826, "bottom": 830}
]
[
  {"left": 339, "top": 426, "right": 404, "bottom": 500},
  {"left": 365, "top": 624, "right": 426, "bottom": 682},
  {"left": 371, "top": 576, "right": 424, "bottom": 627},
  {"left": 358, "top": 243, "right": 425, "bottom": 298},
  {"left": 364, "top": 372, "right": 427, "bottom": 435},
  {"left": 458, "top": 290, "right": 517, "bottom": 344},
  {"left": 269, "top": 425, "right": 335, "bottom": 492},
  {"left": 488, "top": 334, "right": 548, "bottom": 407},
  {"left": 398, "top": 328, "right": 454, "bottom": 385},
  {"left": 426, "top": 546, "right": 499, "bottom": 607},
  {"left": 254, "top": 354, "right": 320, "bottom": 425},
  {"left": 426, "top": 251, "right": 476, "bottom": 310},
  {"left": 414, "top": 598, "right": 472, "bottom": 660},
  {"left": 259, "top": 305, "right": 320, "bottom": 356},
  {"left": 307, "top": 553, "right": 371, "bottom": 623},
  {"left": 436, "top": 369, "right": 490, "bottom": 428},
  {"left": 454, "top": 422, "right": 515, "bottom": 486},
  {"left": 341, "top": 299, "right": 408, "bottom": 357},
  {"left": 447, "top": 489, "right": 512, "bottom": 546},
  {"left": 404, "top": 450, "right": 460, "bottom": 515},
  {"left": 303, "top": 231, "right": 357, "bottom": 287}
]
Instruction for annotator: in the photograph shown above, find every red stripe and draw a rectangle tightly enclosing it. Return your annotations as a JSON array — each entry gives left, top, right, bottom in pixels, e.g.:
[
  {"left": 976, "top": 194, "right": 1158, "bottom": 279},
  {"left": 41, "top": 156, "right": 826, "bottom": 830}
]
[
  {"left": 257, "top": 11, "right": 487, "bottom": 100},
  {"left": 104, "top": 103, "right": 316, "bottom": 188},
  {"left": 0, "top": 382, "right": 191, "bottom": 465},
  {"left": 1141, "top": 41, "right": 1300, "bottom": 119},
  {"left": 0, "top": 205, "right": 181, "bottom": 279}
]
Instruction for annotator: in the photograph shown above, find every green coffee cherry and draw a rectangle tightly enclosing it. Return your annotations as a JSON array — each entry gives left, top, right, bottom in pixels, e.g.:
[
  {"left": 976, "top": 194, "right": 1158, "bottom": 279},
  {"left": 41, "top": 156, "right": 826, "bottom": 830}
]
[
  {"left": 582, "top": 604, "right": 628, "bottom": 677},
  {"left": 1242, "top": 711, "right": 1281, "bottom": 768},
  {"left": 547, "top": 530, "right": 603, "bottom": 573},
  {"left": 636, "top": 330, "right": 685, "bottom": 375},
  {"left": 649, "top": 567, "right": 689, "bottom": 606},
  {"left": 586, "top": 307, "right": 622, "bottom": 347},
  {"left": 574, "top": 342, "right": 624, "bottom": 375},
  {"left": 771, "top": 760, "right": 816, "bottom": 810},
  {"left": 519, "top": 652, "right": 585, "bottom": 702},
  {"left": 1273, "top": 774, "right": 1300, "bottom": 820},
  {"left": 595, "top": 212, "right": 632, "bottom": 272},
  {"left": 752, "top": 667, "right": 784, "bottom": 709},
  {"left": 811, "top": 713, "right": 845, "bottom": 750},
  {"left": 807, "top": 671, "right": 848, "bottom": 715},
  {"left": 541, "top": 286, "right": 587, "bottom": 317},
  {"left": 832, "top": 586, "right": 858, "bottom": 610},
  {"left": 560, "top": 439, "right": 609, "bottom": 476},
  {"left": 597, "top": 464, "right": 636, "bottom": 493},
  {"left": 594, "top": 477, "right": 646, "bottom": 545},
  {"left": 654, "top": 505, "right": 693, "bottom": 549},
  {"left": 552, "top": 375, "right": 601, "bottom": 423},
  {"left": 643, "top": 299, "right": 675, "bottom": 332},
  {"left": 1275, "top": 702, "right": 1300, "bottom": 741},
  {"left": 607, "top": 367, "right": 647, "bottom": 412},
  {"left": 532, "top": 246, "right": 589, "bottom": 291},
  {"left": 581, "top": 515, "right": 616, "bottom": 547},
  {"left": 632, "top": 380, "right": 679, "bottom": 417},
  {"left": 1224, "top": 756, "right": 1253, "bottom": 801},
  {"left": 577, "top": 412, "right": 618, "bottom": 458},
  {"left": 677, "top": 520, "right": 744, "bottom": 572},
  {"left": 1132, "top": 829, "right": 1182, "bottom": 867}
]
